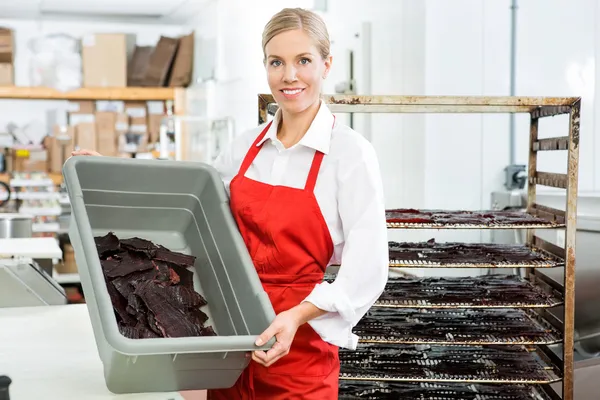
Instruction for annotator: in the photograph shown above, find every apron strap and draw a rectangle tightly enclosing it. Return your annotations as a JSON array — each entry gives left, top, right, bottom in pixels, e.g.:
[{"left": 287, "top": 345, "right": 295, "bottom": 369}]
[
  {"left": 304, "top": 152, "right": 325, "bottom": 193},
  {"left": 304, "top": 115, "right": 336, "bottom": 193},
  {"left": 238, "top": 121, "right": 273, "bottom": 176}
]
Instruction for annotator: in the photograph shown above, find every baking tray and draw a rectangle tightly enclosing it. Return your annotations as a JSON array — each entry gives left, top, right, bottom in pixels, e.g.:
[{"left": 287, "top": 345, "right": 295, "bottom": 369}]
[
  {"left": 339, "top": 344, "right": 561, "bottom": 384},
  {"left": 355, "top": 308, "right": 560, "bottom": 345},
  {"left": 386, "top": 209, "right": 564, "bottom": 229},
  {"left": 388, "top": 240, "right": 564, "bottom": 268},
  {"left": 338, "top": 381, "right": 554, "bottom": 400},
  {"left": 375, "top": 275, "right": 562, "bottom": 309}
]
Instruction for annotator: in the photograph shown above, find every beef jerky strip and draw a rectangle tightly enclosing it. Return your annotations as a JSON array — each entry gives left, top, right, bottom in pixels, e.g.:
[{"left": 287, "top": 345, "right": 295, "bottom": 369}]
[
  {"left": 94, "top": 232, "right": 121, "bottom": 258},
  {"left": 112, "top": 268, "right": 158, "bottom": 299},
  {"left": 119, "top": 322, "right": 160, "bottom": 339},
  {"left": 134, "top": 281, "right": 203, "bottom": 338},
  {"left": 155, "top": 245, "right": 196, "bottom": 267},
  {"left": 104, "top": 251, "right": 155, "bottom": 278},
  {"left": 163, "top": 285, "right": 207, "bottom": 309},
  {"left": 153, "top": 260, "right": 180, "bottom": 285},
  {"left": 105, "top": 280, "right": 136, "bottom": 325},
  {"left": 120, "top": 237, "right": 158, "bottom": 258}
]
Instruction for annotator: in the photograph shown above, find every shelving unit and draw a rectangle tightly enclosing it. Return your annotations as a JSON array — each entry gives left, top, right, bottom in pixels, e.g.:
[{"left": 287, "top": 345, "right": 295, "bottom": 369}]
[
  {"left": 259, "top": 94, "right": 580, "bottom": 400},
  {"left": 0, "top": 86, "right": 190, "bottom": 294}
]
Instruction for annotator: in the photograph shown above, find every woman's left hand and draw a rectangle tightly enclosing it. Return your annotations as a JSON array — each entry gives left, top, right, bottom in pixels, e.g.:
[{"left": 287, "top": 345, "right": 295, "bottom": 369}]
[{"left": 252, "top": 309, "right": 301, "bottom": 367}]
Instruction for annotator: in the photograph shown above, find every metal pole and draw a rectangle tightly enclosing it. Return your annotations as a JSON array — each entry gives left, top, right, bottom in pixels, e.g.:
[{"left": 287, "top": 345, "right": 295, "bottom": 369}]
[{"left": 509, "top": 0, "right": 518, "bottom": 165}]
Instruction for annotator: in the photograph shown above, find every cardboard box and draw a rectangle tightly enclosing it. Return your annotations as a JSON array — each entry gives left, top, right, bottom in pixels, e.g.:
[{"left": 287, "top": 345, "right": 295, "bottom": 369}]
[
  {"left": 11, "top": 148, "right": 48, "bottom": 173},
  {"left": 95, "top": 112, "right": 118, "bottom": 156},
  {"left": 0, "top": 28, "right": 14, "bottom": 64},
  {"left": 115, "top": 113, "right": 129, "bottom": 134},
  {"left": 82, "top": 33, "right": 136, "bottom": 87},
  {"left": 68, "top": 101, "right": 95, "bottom": 114},
  {"left": 148, "top": 114, "right": 163, "bottom": 144},
  {"left": 0, "top": 63, "right": 13, "bottom": 86},
  {"left": 128, "top": 46, "right": 154, "bottom": 86},
  {"left": 75, "top": 122, "right": 97, "bottom": 151},
  {"left": 169, "top": 32, "right": 194, "bottom": 87},
  {"left": 49, "top": 126, "right": 75, "bottom": 174},
  {"left": 56, "top": 244, "right": 78, "bottom": 274},
  {"left": 144, "top": 36, "right": 179, "bottom": 87}
]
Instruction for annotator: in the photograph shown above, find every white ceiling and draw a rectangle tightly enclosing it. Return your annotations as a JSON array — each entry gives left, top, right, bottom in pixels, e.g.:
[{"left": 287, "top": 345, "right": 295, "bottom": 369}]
[{"left": 0, "top": 0, "right": 207, "bottom": 24}]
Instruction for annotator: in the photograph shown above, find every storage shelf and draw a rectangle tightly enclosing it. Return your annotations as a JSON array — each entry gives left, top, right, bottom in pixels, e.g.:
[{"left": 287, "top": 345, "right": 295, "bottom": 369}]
[
  {"left": 339, "top": 381, "right": 555, "bottom": 400},
  {"left": 0, "top": 173, "right": 63, "bottom": 186},
  {"left": 0, "top": 86, "right": 176, "bottom": 101},
  {"left": 355, "top": 308, "right": 561, "bottom": 346},
  {"left": 389, "top": 240, "right": 564, "bottom": 268},
  {"left": 374, "top": 275, "right": 562, "bottom": 309},
  {"left": 386, "top": 209, "right": 564, "bottom": 229},
  {"left": 339, "top": 344, "right": 561, "bottom": 385}
]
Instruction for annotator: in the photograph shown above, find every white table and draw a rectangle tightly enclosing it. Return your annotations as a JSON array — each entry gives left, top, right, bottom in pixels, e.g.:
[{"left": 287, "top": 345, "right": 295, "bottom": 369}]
[
  {"left": 0, "top": 237, "right": 62, "bottom": 259},
  {"left": 0, "top": 304, "right": 193, "bottom": 400}
]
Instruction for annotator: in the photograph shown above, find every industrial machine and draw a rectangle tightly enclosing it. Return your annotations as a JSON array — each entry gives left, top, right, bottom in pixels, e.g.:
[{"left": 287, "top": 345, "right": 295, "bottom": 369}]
[{"left": 0, "top": 238, "right": 66, "bottom": 308}]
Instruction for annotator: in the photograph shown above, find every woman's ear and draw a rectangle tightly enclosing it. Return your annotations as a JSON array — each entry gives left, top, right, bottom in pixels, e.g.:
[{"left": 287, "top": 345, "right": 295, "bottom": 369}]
[{"left": 323, "top": 55, "right": 333, "bottom": 79}]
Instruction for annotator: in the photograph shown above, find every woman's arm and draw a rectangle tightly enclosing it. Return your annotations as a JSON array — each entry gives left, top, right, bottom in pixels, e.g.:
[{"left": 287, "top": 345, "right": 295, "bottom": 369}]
[{"left": 301, "top": 142, "right": 389, "bottom": 328}]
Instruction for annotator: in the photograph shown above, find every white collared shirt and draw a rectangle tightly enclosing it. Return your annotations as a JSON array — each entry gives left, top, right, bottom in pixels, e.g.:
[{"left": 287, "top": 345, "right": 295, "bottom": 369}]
[{"left": 213, "top": 101, "right": 389, "bottom": 349}]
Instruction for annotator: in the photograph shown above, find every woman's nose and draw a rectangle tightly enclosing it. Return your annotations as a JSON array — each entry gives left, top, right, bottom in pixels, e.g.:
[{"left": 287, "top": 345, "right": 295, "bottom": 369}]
[{"left": 283, "top": 65, "right": 297, "bottom": 82}]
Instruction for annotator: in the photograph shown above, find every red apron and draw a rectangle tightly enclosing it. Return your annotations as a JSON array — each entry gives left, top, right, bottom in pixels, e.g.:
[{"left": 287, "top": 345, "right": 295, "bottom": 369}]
[{"left": 208, "top": 119, "right": 339, "bottom": 400}]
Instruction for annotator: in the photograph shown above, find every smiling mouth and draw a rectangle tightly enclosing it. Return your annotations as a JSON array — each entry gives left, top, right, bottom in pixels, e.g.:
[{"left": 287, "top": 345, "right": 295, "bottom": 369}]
[{"left": 281, "top": 88, "right": 305, "bottom": 95}]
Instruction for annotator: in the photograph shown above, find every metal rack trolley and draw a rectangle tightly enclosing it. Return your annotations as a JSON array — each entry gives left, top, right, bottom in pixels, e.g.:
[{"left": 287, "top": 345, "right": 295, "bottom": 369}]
[{"left": 258, "top": 94, "right": 580, "bottom": 400}]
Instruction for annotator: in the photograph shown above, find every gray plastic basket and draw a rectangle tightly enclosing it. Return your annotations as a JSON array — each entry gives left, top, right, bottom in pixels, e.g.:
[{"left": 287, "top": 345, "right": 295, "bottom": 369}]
[{"left": 63, "top": 156, "right": 276, "bottom": 394}]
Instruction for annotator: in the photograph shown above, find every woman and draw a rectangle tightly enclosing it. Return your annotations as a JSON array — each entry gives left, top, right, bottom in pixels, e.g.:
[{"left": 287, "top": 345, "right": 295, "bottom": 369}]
[{"left": 73, "top": 7, "right": 388, "bottom": 399}]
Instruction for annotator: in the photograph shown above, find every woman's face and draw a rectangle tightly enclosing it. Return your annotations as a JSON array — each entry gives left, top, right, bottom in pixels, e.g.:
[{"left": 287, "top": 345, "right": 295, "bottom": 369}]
[{"left": 265, "top": 29, "right": 332, "bottom": 115}]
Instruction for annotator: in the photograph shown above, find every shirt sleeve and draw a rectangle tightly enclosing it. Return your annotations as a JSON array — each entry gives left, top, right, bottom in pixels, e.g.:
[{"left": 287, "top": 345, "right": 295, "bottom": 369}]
[
  {"left": 302, "top": 142, "right": 389, "bottom": 328},
  {"left": 212, "top": 145, "right": 236, "bottom": 196}
]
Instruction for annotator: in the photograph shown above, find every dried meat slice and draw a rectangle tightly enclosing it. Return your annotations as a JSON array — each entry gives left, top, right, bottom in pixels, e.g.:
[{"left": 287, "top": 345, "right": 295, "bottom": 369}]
[
  {"left": 106, "top": 280, "right": 136, "bottom": 325},
  {"left": 188, "top": 308, "right": 209, "bottom": 326},
  {"left": 104, "top": 251, "right": 155, "bottom": 278},
  {"left": 120, "top": 237, "right": 158, "bottom": 258},
  {"left": 163, "top": 285, "right": 207, "bottom": 309},
  {"left": 95, "top": 232, "right": 121, "bottom": 258},
  {"left": 119, "top": 322, "right": 160, "bottom": 339},
  {"left": 100, "top": 259, "right": 121, "bottom": 277},
  {"left": 112, "top": 269, "right": 158, "bottom": 299},
  {"left": 155, "top": 245, "right": 196, "bottom": 267},
  {"left": 134, "top": 281, "right": 203, "bottom": 338},
  {"left": 170, "top": 264, "right": 194, "bottom": 288},
  {"left": 153, "top": 260, "right": 180, "bottom": 285}
]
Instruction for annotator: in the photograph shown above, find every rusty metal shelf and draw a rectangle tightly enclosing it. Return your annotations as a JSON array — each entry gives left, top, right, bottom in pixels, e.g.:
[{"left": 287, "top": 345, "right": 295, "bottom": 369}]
[
  {"left": 374, "top": 275, "right": 562, "bottom": 309},
  {"left": 355, "top": 308, "right": 561, "bottom": 346},
  {"left": 388, "top": 240, "right": 564, "bottom": 268},
  {"left": 339, "top": 381, "right": 555, "bottom": 400},
  {"left": 386, "top": 209, "right": 564, "bottom": 229},
  {"left": 339, "top": 344, "right": 561, "bottom": 385}
]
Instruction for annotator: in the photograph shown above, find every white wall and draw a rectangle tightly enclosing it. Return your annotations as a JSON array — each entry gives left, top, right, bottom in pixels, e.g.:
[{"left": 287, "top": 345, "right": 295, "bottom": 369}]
[
  {"left": 188, "top": 0, "right": 598, "bottom": 224},
  {"left": 0, "top": 18, "right": 185, "bottom": 144}
]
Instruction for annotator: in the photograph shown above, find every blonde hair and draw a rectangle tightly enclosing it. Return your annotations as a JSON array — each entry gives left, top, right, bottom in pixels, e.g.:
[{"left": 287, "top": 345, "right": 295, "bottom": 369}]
[{"left": 262, "top": 8, "right": 330, "bottom": 62}]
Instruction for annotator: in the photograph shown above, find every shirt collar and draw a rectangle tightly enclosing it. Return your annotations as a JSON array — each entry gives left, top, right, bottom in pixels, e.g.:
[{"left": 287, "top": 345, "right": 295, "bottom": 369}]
[{"left": 256, "top": 100, "right": 335, "bottom": 154}]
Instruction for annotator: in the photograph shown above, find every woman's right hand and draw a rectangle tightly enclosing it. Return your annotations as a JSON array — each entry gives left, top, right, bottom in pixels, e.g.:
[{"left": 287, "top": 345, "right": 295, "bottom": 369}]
[{"left": 71, "top": 149, "right": 102, "bottom": 157}]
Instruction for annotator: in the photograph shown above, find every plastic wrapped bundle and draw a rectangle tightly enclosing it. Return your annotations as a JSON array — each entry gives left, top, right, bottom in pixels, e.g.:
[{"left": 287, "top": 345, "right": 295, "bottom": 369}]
[{"left": 28, "top": 34, "right": 82, "bottom": 91}]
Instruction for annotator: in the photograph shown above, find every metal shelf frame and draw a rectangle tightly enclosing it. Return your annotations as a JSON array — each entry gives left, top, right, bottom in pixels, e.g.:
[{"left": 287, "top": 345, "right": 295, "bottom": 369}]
[{"left": 257, "top": 94, "right": 580, "bottom": 400}]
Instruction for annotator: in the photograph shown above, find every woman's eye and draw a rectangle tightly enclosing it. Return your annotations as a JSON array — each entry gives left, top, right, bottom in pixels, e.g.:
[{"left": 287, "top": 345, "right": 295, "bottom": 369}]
[
  {"left": 299, "top": 58, "right": 311, "bottom": 65},
  {"left": 271, "top": 60, "right": 282, "bottom": 67}
]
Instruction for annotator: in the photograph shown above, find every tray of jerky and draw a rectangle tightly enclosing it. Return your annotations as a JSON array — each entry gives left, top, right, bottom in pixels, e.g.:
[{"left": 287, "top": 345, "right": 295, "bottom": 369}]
[
  {"left": 355, "top": 308, "right": 560, "bottom": 345},
  {"left": 339, "top": 344, "right": 561, "bottom": 384},
  {"left": 338, "top": 381, "right": 555, "bottom": 400},
  {"left": 388, "top": 239, "right": 564, "bottom": 268},
  {"left": 374, "top": 275, "right": 562, "bottom": 309},
  {"left": 385, "top": 209, "right": 564, "bottom": 229}
]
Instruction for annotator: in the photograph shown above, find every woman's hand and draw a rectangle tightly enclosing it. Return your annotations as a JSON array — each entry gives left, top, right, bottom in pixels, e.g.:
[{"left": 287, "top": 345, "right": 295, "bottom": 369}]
[
  {"left": 252, "top": 309, "right": 300, "bottom": 367},
  {"left": 252, "top": 302, "right": 327, "bottom": 367},
  {"left": 71, "top": 149, "right": 102, "bottom": 157}
]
